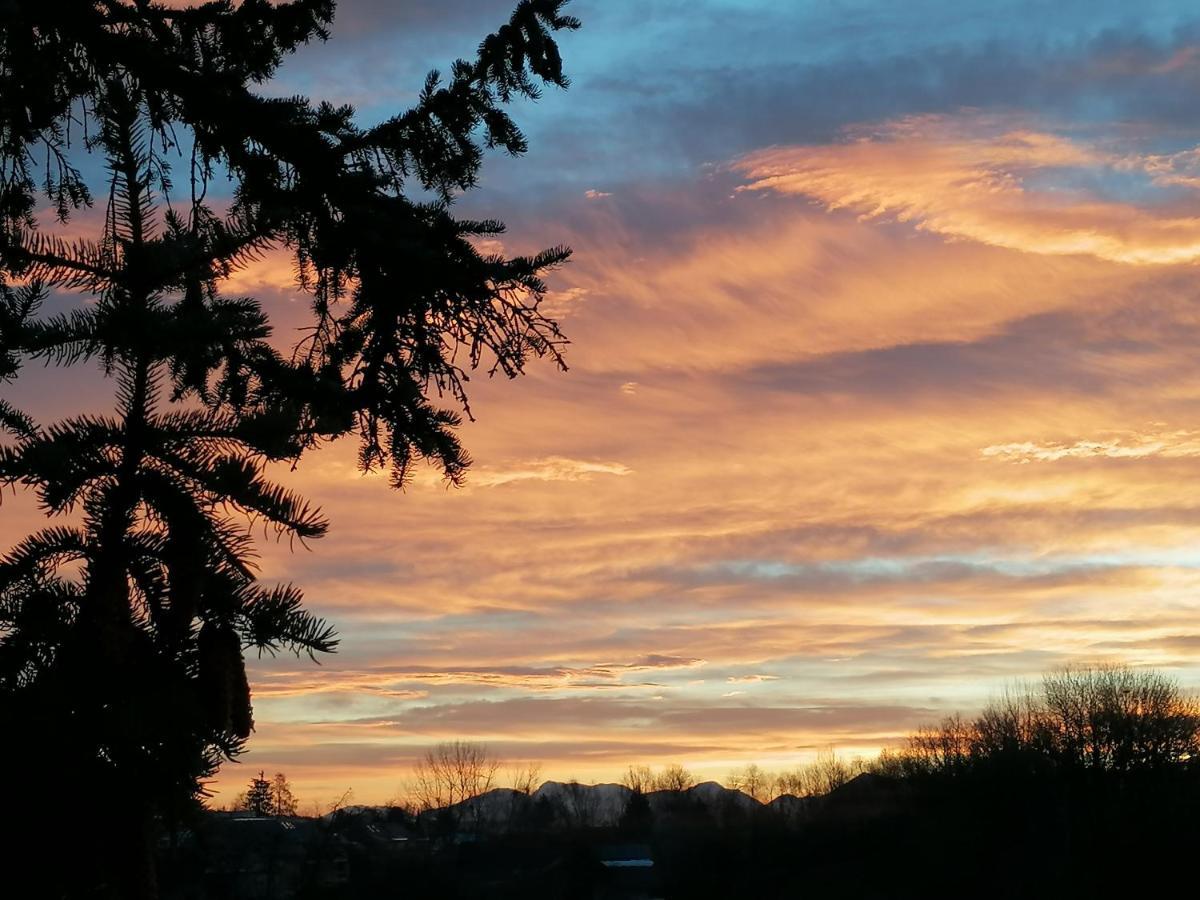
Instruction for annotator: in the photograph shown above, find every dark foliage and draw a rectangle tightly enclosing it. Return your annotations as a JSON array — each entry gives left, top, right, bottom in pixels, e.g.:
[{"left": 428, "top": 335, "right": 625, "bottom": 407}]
[
  {"left": 0, "top": 2, "right": 577, "bottom": 896},
  {"left": 163, "top": 767, "right": 1200, "bottom": 899}
]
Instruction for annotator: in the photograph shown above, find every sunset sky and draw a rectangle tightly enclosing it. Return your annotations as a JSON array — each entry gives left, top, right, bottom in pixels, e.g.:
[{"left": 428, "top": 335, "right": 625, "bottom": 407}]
[{"left": 11, "top": 0, "right": 1200, "bottom": 807}]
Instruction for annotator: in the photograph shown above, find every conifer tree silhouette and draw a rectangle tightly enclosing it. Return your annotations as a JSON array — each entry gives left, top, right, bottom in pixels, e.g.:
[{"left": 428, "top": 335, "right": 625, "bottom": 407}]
[
  {"left": 246, "top": 771, "right": 273, "bottom": 818},
  {"left": 0, "top": 2, "right": 578, "bottom": 896}
]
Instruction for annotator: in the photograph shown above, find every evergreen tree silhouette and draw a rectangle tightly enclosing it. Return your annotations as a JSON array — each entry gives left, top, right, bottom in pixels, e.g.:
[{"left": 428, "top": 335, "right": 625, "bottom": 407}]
[
  {"left": 0, "top": 2, "right": 579, "bottom": 896},
  {"left": 246, "top": 771, "right": 273, "bottom": 818}
]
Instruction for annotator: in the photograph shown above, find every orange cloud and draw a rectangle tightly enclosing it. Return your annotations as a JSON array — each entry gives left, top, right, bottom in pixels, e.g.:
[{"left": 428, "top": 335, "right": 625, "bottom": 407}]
[{"left": 732, "top": 114, "right": 1200, "bottom": 264}]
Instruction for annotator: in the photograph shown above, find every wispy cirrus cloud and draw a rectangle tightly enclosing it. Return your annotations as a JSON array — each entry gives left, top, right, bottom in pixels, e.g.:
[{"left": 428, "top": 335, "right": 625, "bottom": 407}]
[
  {"left": 251, "top": 655, "right": 706, "bottom": 700},
  {"left": 470, "top": 456, "right": 632, "bottom": 488},
  {"left": 982, "top": 430, "right": 1200, "bottom": 463},
  {"left": 733, "top": 114, "right": 1200, "bottom": 264}
]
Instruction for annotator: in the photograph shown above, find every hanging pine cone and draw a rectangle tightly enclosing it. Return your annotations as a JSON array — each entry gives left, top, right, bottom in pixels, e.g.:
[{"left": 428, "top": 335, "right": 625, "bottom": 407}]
[{"left": 197, "top": 620, "right": 253, "bottom": 739}]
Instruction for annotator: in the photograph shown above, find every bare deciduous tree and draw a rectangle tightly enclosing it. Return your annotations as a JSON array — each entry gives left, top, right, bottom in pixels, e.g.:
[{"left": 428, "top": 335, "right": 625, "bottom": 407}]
[
  {"left": 972, "top": 684, "right": 1050, "bottom": 763},
  {"left": 621, "top": 764, "right": 655, "bottom": 794},
  {"left": 654, "top": 763, "right": 696, "bottom": 792},
  {"left": 1042, "top": 665, "right": 1200, "bottom": 771},
  {"left": 508, "top": 761, "right": 543, "bottom": 796},
  {"left": 502, "top": 760, "right": 543, "bottom": 832},
  {"left": 889, "top": 665, "right": 1200, "bottom": 776},
  {"left": 907, "top": 713, "right": 973, "bottom": 774},
  {"left": 409, "top": 741, "right": 501, "bottom": 823},
  {"left": 775, "top": 749, "right": 861, "bottom": 798},
  {"left": 727, "top": 763, "right": 772, "bottom": 801},
  {"left": 562, "top": 778, "right": 600, "bottom": 829}
]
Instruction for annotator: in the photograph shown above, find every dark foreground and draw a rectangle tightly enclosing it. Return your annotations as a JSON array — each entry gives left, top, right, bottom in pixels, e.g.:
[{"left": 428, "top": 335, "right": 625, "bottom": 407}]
[{"left": 157, "top": 767, "right": 1200, "bottom": 900}]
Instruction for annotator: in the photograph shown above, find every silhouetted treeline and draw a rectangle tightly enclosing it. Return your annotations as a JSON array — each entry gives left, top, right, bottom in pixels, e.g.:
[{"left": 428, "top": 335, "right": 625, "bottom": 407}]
[
  {"left": 671, "top": 665, "right": 1200, "bottom": 899},
  {"left": 885, "top": 665, "right": 1200, "bottom": 777},
  {"left": 161, "top": 665, "right": 1200, "bottom": 899}
]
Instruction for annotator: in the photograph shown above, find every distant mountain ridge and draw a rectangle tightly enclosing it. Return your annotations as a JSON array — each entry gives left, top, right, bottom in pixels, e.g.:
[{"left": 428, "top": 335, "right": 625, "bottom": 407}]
[{"left": 372, "top": 776, "right": 884, "bottom": 829}]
